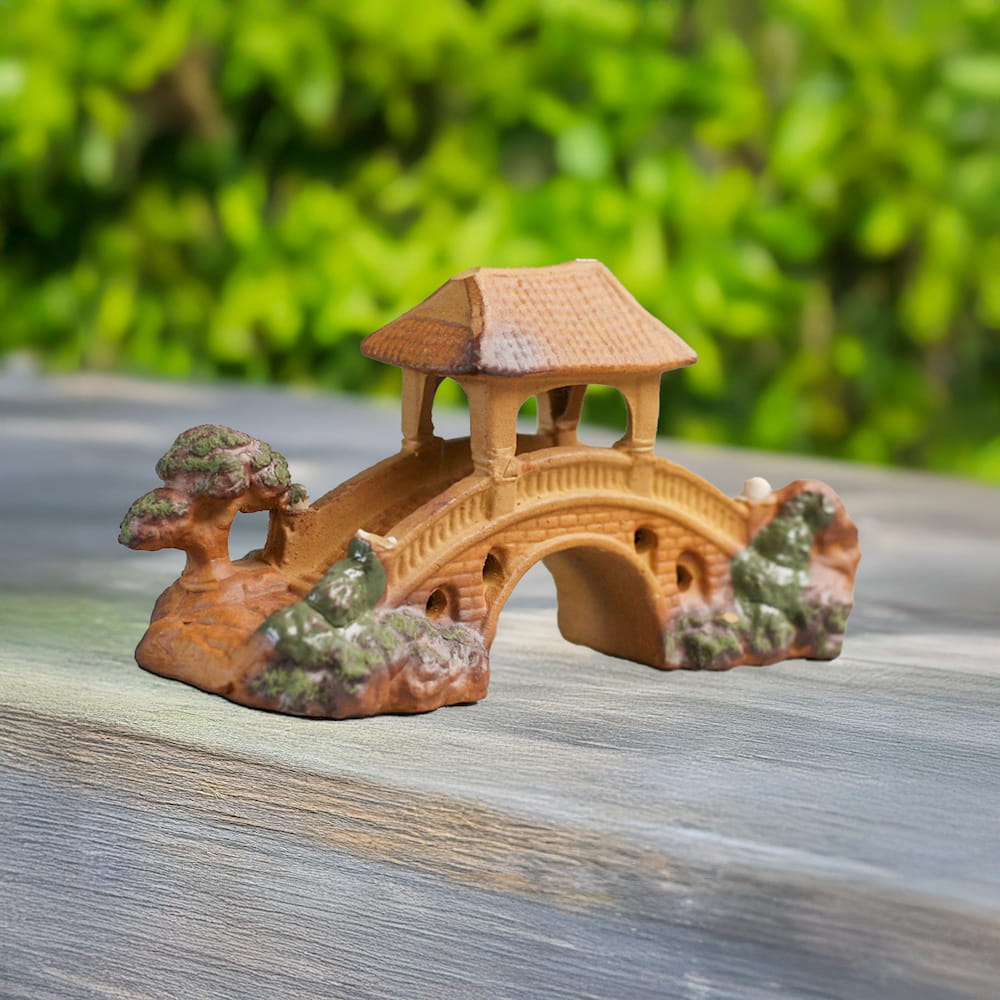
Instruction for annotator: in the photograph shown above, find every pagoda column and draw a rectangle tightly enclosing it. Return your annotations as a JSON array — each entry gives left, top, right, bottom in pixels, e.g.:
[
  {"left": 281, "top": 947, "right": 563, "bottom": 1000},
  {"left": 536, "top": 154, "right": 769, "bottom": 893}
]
[
  {"left": 462, "top": 378, "right": 523, "bottom": 517},
  {"left": 400, "top": 369, "right": 442, "bottom": 454},
  {"left": 537, "top": 385, "right": 586, "bottom": 446},
  {"left": 615, "top": 374, "right": 662, "bottom": 493},
  {"left": 615, "top": 375, "right": 661, "bottom": 456}
]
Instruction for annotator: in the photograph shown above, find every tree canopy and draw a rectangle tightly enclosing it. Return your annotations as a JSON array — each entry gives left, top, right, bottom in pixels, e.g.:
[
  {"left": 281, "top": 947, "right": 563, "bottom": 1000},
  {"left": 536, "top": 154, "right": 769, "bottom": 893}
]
[{"left": 119, "top": 424, "right": 306, "bottom": 577}]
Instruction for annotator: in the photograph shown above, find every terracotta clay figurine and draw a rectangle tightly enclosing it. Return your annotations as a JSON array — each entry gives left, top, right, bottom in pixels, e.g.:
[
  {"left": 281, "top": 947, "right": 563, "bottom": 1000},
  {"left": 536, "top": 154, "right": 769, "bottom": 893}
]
[{"left": 120, "top": 260, "right": 860, "bottom": 718}]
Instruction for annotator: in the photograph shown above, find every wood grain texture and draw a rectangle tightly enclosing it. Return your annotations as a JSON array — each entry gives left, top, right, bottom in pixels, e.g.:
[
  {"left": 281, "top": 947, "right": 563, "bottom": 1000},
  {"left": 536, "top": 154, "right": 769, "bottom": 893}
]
[{"left": 2, "top": 372, "right": 999, "bottom": 999}]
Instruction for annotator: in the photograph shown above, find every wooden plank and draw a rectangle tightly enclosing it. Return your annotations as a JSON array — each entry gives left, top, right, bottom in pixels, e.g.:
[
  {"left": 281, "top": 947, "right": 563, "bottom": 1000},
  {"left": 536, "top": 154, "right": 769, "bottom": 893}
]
[{"left": 2, "top": 373, "right": 999, "bottom": 999}]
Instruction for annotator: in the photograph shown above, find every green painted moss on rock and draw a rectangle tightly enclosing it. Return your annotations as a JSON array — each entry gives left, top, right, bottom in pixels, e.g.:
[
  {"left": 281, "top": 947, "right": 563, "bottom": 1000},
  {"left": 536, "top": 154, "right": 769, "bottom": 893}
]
[
  {"left": 252, "top": 541, "right": 485, "bottom": 713},
  {"left": 731, "top": 492, "right": 836, "bottom": 627},
  {"left": 742, "top": 602, "right": 797, "bottom": 656},
  {"left": 678, "top": 619, "right": 743, "bottom": 669},
  {"left": 305, "top": 539, "right": 386, "bottom": 627},
  {"left": 118, "top": 490, "right": 189, "bottom": 545},
  {"left": 253, "top": 605, "right": 486, "bottom": 712},
  {"left": 260, "top": 602, "right": 341, "bottom": 669},
  {"left": 253, "top": 665, "right": 326, "bottom": 705},
  {"left": 259, "top": 601, "right": 470, "bottom": 694},
  {"left": 665, "top": 491, "right": 849, "bottom": 667}
]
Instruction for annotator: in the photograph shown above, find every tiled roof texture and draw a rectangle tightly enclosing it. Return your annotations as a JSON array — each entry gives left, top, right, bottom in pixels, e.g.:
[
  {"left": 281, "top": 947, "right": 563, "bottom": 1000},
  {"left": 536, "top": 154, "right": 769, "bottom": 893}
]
[{"left": 361, "top": 260, "right": 698, "bottom": 377}]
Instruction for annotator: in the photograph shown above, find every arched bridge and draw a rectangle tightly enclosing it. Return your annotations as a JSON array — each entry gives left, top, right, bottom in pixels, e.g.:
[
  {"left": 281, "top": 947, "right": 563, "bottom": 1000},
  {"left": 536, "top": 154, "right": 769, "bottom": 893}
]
[{"left": 271, "top": 441, "right": 751, "bottom": 669}]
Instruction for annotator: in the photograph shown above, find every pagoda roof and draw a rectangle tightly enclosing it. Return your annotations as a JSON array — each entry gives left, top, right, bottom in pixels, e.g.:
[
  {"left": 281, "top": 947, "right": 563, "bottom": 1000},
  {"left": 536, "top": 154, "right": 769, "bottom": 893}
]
[{"left": 360, "top": 260, "right": 698, "bottom": 378}]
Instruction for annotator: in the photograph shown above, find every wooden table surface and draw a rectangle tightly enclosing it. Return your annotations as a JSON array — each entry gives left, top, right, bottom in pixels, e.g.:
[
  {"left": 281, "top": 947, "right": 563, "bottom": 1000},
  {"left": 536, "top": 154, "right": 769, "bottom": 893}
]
[{"left": 2, "top": 371, "right": 998, "bottom": 1000}]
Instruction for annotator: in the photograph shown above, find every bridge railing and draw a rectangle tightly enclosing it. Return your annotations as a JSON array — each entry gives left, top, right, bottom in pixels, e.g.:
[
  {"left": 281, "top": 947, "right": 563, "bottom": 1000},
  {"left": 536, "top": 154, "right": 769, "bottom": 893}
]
[
  {"left": 392, "top": 481, "right": 492, "bottom": 581},
  {"left": 649, "top": 462, "right": 748, "bottom": 542},
  {"left": 388, "top": 449, "right": 748, "bottom": 585}
]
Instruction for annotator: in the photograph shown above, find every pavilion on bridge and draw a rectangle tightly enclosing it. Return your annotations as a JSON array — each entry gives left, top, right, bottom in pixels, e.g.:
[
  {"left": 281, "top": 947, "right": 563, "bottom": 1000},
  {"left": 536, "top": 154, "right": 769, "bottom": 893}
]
[{"left": 361, "top": 259, "right": 698, "bottom": 491}]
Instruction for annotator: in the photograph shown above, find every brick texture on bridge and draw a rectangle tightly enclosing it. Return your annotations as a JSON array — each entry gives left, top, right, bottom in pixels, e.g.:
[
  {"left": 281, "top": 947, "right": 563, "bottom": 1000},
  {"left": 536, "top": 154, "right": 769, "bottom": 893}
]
[{"left": 401, "top": 503, "right": 733, "bottom": 631}]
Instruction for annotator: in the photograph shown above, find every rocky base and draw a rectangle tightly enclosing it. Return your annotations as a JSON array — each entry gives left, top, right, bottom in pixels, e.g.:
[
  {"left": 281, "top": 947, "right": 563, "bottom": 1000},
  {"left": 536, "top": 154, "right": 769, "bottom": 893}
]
[
  {"left": 663, "top": 594, "right": 852, "bottom": 670},
  {"left": 236, "top": 607, "right": 489, "bottom": 718},
  {"left": 135, "top": 559, "right": 306, "bottom": 695},
  {"left": 662, "top": 480, "right": 859, "bottom": 671},
  {"left": 134, "top": 544, "right": 490, "bottom": 718}
]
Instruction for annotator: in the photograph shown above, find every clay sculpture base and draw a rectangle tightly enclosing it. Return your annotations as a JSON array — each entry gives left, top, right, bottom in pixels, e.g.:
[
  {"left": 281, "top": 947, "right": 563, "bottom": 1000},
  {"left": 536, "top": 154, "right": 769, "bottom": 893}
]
[
  {"left": 240, "top": 609, "right": 489, "bottom": 718},
  {"left": 120, "top": 262, "right": 861, "bottom": 719},
  {"left": 139, "top": 585, "right": 488, "bottom": 719},
  {"left": 663, "top": 482, "right": 858, "bottom": 670}
]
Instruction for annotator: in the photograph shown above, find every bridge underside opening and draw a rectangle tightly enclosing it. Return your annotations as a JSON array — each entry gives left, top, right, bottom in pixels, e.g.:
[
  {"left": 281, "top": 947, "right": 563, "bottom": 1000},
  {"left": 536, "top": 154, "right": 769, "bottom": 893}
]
[
  {"left": 486, "top": 542, "right": 665, "bottom": 668},
  {"left": 544, "top": 546, "right": 665, "bottom": 667}
]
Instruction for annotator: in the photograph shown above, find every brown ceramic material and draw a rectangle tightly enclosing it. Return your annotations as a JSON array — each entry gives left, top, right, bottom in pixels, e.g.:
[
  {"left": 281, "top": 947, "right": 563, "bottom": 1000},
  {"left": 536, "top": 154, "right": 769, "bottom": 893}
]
[{"left": 120, "top": 260, "right": 861, "bottom": 718}]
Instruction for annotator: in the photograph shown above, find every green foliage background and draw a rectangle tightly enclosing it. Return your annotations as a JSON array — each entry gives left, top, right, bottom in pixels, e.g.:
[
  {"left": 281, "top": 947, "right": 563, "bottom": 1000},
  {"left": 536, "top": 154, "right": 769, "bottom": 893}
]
[{"left": 2, "top": 0, "right": 999, "bottom": 482}]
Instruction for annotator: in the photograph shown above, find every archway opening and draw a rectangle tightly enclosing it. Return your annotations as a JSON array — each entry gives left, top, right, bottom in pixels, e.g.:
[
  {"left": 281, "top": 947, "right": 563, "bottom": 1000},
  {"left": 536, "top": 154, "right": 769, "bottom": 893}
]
[
  {"left": 579, "top": 385, "right": 630, "bottom": 447},
  {"left": 487, "top": 540, "right": 664, "bottom": 668},
  {"left": 515, "top": 395, "right": 544, "bottom": 455},
  {"left": 425, "top": 588, "right": 449, "bottom": 619},
  {"left": 675, "top": 549, "right": 709, "bottom": 609},
  {"left": 426, "top": 377, "right": 472, "bottom": 440},
  {"left": 633, "top": 526, "right": 658, "bottom": 555},
  {"left": 544, "top": 545, "right": 663, "bottom": 666},
  {"left": 489, "top": 561, "right": 564, "bottom": 671},
  {"left": 483, "top": 550, "right": 505, "bottom": 603}
]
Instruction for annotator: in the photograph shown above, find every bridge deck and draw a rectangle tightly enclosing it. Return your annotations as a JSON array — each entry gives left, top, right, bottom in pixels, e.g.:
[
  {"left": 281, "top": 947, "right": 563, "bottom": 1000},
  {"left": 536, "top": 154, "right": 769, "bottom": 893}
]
[
  {"left": 4, "top": 374, "right": 999, "bottom": 1000},
  {"left": 273, "top": 432, "right": 563, "bottom": 581}
]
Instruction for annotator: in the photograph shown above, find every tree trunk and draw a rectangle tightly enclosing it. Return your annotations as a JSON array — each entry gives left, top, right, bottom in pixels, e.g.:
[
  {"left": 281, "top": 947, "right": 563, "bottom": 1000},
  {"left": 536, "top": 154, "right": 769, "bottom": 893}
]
[{"left": 180, "top": 498, "right": 241, "bottom": 583}]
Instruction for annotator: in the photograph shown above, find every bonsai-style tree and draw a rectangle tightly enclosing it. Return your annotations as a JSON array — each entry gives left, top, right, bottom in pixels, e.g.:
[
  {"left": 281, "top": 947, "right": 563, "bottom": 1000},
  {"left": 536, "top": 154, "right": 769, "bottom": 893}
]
[{"left": 119, "top": 425, "right": 307, "bottom": 581}]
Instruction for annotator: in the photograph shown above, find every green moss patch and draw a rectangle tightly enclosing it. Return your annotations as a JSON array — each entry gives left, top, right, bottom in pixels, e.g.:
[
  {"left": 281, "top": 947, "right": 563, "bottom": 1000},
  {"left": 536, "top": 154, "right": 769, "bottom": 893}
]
[
  {"left": 246, "top": 540, "right": 484, "bottom": 714},
  {"left": 119, "top": 489, "right": 190, "bottom": 545},
  {"left": 251, "top": 606, "right": 485, "bottom": 714},
  {"left": 665, "top": 491, "right": 850, "bottom": 668}
]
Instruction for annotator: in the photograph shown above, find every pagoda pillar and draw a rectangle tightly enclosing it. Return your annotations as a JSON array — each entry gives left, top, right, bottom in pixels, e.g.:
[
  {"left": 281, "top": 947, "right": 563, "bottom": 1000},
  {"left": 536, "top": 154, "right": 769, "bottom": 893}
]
[
  {"left": 400, "top": 369, "right": 442, "bottom": 454},
  {"left": 537, "top": 385, "right": 586, "bottom": 446},
  {"left": 462, "top": 379, "right": 523, "bottom": 517}
]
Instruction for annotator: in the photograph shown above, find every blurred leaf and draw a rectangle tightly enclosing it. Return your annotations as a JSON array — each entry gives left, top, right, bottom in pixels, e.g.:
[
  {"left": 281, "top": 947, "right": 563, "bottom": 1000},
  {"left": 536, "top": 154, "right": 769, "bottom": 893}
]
[
  {"left": 218, "top": 177, "right": 264, "bottom": 248},
  {"left": 856, "top": 197, "right": 910, "bottom": 257},
  {"left": 771, "top": 77, "right": 847, "bottom": 180},
  {"left": 555, "top": 120, "right": 611, "bottom": 179},
  {"left": 901, "top": 266, "right": 955, "bottom": 344},
  {"left": 943, "top": 55, "right": 1000, "bottom": 100}
]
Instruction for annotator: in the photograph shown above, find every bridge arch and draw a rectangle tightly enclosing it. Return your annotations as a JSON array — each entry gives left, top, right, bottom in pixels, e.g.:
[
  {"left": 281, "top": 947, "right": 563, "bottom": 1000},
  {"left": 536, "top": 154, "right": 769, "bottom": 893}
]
[
  {"left": 480, "top": 532, "right": 666, "bottom": 667},
  {"left": 370, "top": 449, "right": 747, "bottom": 670}
]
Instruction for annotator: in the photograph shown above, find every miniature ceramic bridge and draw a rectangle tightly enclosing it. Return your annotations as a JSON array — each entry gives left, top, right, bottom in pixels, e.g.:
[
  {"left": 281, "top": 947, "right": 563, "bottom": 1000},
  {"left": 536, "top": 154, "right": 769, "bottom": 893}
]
[
  {"left": 268, "top": 261, "right": 754, "bottom": 666},
  {"left": 121, "top": 259, "right": 859, "bottom": 718}
]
